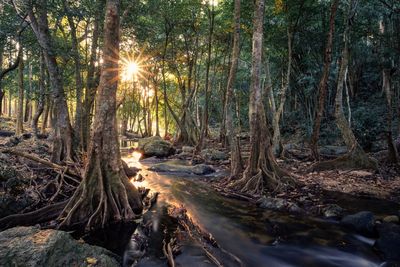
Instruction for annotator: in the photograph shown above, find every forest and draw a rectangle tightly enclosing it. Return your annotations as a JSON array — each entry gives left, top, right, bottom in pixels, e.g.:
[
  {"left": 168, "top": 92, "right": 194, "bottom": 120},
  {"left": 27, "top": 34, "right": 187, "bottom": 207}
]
[{"left": 0, "top": 0, "right": 399, "bottom": 266}]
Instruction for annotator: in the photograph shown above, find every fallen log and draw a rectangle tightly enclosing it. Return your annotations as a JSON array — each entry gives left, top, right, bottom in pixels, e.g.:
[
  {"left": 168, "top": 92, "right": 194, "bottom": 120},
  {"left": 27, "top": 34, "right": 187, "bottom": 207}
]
[{"left": 1, "top": 149, "right": 80, "bottom": 177}]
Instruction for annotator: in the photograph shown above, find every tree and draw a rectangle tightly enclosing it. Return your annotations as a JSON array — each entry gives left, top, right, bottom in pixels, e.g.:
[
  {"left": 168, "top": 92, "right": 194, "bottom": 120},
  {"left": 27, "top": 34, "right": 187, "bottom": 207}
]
[
  {"left": 58, "top": 0, "right": 142, "bottom": 230},
  {"left": 24, "top": 0, "right": 74, "bottom": 163},
  {"left": 31, "top": 52, "right": 46, "bottom": 137},
  {"left": 224, "top": 0, "right": 243, "bottom": 179},
  {"left": 230, "top": 0, "right": 295, "bottom": 195},
  {"left": 309, "top": 0, "right": 339, "bottom": 160},
  {"left": 196, "top": 0, "right": 216, "bottom": 151},
  {"left": 16, "top": 48, "right": 24, "bottom": 135},
  {"left": 312, "top": 0, "right": 378, "bottom": 171}
]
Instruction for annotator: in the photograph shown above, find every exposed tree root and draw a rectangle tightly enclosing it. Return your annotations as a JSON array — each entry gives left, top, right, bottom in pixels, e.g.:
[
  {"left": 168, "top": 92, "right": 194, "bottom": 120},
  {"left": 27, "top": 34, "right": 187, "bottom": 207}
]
[
  {"left": 163, "top": 238, "right": 177, "bottom": 267},
  {"left": 58, "top": 156, "right": 143, "bottom": 231},
  {"left": 310, "top": 146, "right": 379, "bottom": 172},
  {"left": 229, "top": 151, "right": 298, "bottom": 196},
  {"left": 0, "top": 200, "right": 68, "bottom": 230}
]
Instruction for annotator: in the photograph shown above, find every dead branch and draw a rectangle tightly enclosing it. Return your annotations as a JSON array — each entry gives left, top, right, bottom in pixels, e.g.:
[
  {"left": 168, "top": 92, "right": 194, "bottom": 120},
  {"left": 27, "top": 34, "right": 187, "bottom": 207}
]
[{"left": 1, "top": 148, "right": 80, "bottom": 177}]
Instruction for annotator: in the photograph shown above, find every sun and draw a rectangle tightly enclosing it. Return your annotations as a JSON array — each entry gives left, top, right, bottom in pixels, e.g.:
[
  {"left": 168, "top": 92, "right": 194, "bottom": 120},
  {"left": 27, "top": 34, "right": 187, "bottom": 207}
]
[
  {"left": 126, "top": 61, "right": 139, "bottom": 77},
  {"left": 120, "top": 53, "right": 149, "bottom": 82}
]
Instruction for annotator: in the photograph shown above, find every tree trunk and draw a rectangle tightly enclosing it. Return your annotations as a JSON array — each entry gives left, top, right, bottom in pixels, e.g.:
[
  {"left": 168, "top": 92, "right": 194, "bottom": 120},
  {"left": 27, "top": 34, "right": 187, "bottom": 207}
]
[
  {"left": 272, "top": 28, "right": 293, "bottom": 156},
  {"left": 265, "top": 56, "right": 276, "bottom": 124},
  {"left": 83, "top": 8, "right": 101, "bottom": 150},
  {"left": 196, "top": 3, "right": 215, "bottom": 152},
  {"left": 41, "top": 97, "right": 51, "bottom": 134},
  {"left": 66, "top": 9, "right": 84, "bottom": 149},
  {"left": 16, "top": 49, "right": 24, "bottom": 136},
  {"left": 310, "top": 0, "right": 339, "bottom": 160},
  {"left": 59, "top": 0, "right": 142, "bottom": 231},
  {"left": 383, "top": 69, "right": 399, "bottom": 163},
  {"left": 230, "top": 0, "right": 294, "bottom": 196},
  {"left": 32, "top": 53, "right": 46, "bottom": 137},
  {"left": 225, "top": 0, "right": 243, "bottom": 179},
  {"left": 311, "top": 0, "right": 378, "bottom": 171},
  {"left": 26, "top": 0, "right": 74, "bottom": 163},
  {"left": 0, "top": 44, "right": 3, "bottom": 116},
  {"left": 24, "top": 62, "right": 32, "bottom": 123}
]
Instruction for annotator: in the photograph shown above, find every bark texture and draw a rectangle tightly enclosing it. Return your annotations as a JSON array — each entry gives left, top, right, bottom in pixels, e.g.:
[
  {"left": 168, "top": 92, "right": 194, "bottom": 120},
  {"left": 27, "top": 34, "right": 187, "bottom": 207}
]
[
  {"left": 58, "top": 0, "right": 142, "bottom": 231},
  {"left": 230, "top": 0, "right": 294, "bottom": 195},
  {"left": 26, "top": 0, "right": 74, "bottom": 163}
]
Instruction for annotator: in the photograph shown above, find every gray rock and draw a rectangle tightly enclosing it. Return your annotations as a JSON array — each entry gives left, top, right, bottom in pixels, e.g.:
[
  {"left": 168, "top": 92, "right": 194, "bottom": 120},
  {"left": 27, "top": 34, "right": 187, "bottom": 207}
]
[
  {"left": 322, "top": 204, "right": 344, "bottom": 218},
  {"left": 375, "top": 223, "right": 400, "bottom": 261},
  {"left": 148, "top": 162, "right": 215, "bottom": 175},
  {"left": 200, "top": 149, "right": 228, "bottom": 161},
  {"left": 138, "top": 136, "right": 175, "bottom": 158},
  {"left": 0, "top": 226, "right": 120, "bottom": 267},
  {"left": 341, "top": 211, "right": 375, "bottom": 234}
]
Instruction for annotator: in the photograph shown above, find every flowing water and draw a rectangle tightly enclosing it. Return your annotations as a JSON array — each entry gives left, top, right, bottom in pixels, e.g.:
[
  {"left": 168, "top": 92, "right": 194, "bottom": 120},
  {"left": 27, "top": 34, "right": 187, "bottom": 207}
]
[{"left": 87, "top": 152, "right": 399, "bottom": 267}]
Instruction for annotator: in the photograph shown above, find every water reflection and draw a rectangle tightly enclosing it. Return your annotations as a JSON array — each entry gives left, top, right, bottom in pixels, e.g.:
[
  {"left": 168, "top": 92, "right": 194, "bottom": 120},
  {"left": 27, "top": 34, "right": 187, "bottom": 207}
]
[{"left": 119, "top": 155, "right": 385, "bottom": 267}]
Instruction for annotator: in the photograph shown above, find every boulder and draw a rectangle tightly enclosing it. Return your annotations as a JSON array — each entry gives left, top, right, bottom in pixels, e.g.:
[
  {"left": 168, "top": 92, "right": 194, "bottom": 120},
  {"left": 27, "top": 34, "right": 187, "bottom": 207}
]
[
  {"left": 138, "top": 136, "right": 175, "bottom": 158},
  {"left": 322, "top": 204, "right": 344, "bottom": 218},
  {"left": 375, "top": 223, "right": 400, "bottom": 261},
  {"left": 148, "top": 162, "right": 215, "bottom": 175},
  {"left": 200, "top": 149, "right": 228, "bottom": 161},
  {"left": 0, "top": 226, "right": 120, "bottom": 267},
  {"left": 341, "top": 211, "right": 375, "bottom": 235}
]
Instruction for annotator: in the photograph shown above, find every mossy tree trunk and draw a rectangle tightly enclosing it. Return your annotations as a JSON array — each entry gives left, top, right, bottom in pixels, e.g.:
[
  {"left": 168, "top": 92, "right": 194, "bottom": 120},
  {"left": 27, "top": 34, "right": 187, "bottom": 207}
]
[{"left": 59, "top": 0, "right": 142, "bottom": 231}]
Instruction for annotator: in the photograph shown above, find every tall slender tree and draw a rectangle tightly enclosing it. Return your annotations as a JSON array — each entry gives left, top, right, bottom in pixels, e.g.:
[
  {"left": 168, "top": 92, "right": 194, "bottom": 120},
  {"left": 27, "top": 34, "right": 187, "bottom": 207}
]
[
  {"left": 310, "top": 0, "right": 339, "bottom": 160},
  {"left": 312, "top": 0, "right": 378, "bottom": 171},
  {"left": 16, "top": 48, "right": 24, "bottom": 135},
  {"left": 224, "top": 0, "right": 243, "bottom": 179},
  {"left": 24, "top": 0, "right": 74, "bottom": 163}
]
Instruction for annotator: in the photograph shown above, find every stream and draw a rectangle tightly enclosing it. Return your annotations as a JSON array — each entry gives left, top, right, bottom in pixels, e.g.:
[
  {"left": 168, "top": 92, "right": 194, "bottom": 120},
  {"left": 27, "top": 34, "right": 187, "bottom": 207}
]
[{"left": 86, "top": 150, "right": 398, "bottom": 267}]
